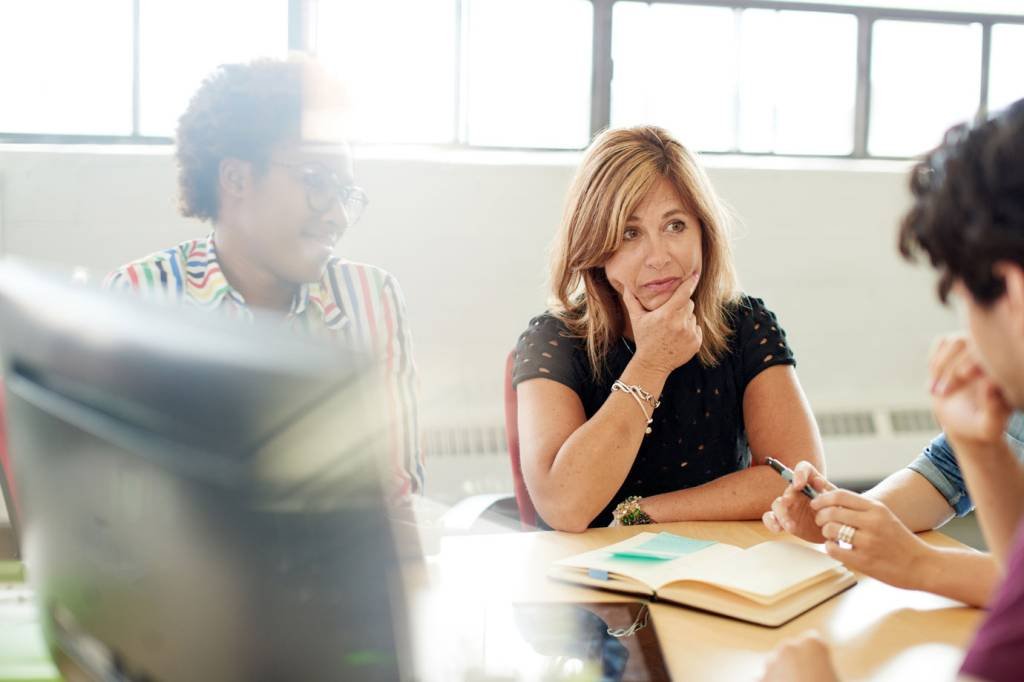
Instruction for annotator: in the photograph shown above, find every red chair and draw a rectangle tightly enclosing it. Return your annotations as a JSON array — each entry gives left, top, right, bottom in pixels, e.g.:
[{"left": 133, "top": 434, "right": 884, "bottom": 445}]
[
  {"left": 505, "top": 351, "right": 537, "bottom": 528},
  {"left": 0, "top": 385, "right": 20, "bottom": 549}
]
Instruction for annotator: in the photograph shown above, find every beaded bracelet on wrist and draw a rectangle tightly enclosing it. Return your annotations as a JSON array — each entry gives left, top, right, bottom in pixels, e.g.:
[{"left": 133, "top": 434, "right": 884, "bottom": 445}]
[{"left": 612, "top": 495, "right": 653, "bottom": 526}]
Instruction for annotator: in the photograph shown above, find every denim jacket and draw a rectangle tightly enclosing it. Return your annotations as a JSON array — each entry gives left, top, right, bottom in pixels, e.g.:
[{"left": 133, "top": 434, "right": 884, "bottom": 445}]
[{"left": 908, "top": 412, "right": 1024, "bottom": 517}]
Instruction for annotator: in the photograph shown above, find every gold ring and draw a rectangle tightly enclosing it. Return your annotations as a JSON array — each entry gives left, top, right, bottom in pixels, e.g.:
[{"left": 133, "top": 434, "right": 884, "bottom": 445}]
[{"left": 837, "top": 524, "right": 856, "bottom": 547}]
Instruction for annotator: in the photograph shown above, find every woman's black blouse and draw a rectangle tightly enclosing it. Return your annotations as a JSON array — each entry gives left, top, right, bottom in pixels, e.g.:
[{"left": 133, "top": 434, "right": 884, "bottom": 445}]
[{"left": 512, "top": 295, "right": 796, "bottom": 528}]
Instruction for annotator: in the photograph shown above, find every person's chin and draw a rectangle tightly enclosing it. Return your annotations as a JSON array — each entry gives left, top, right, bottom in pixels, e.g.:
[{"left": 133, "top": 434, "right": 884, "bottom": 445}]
[
  {"left": 296, "top": 242, "right": 334, "bottom": 278},
  {"left": 640, "top": 292, "right": 672, "bottom": 311}
]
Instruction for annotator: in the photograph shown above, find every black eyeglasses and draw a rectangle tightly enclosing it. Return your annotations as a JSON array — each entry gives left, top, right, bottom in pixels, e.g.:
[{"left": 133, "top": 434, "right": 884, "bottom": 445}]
[{"left": 271, "top": 162, "right": 369, "bottom": 225}]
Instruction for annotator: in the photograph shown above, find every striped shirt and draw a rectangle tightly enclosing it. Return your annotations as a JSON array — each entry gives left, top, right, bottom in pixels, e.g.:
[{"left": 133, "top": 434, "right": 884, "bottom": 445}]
[{"left": 105, "top": 234, "right": 423, "bottom": 497}]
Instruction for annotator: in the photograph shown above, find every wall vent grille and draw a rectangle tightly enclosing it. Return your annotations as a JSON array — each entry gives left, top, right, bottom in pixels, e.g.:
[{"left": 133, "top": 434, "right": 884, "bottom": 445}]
[
  {"left": 424, "top": 408, "right": 939, "bottom": 457},
  {"left": 814, "top": 411, "right": 876, "bottom": 437},
  {"left": 890, "top": 409, "right": 938, "bottom": 434},
  {"left": 423, "top": 425, "right": 507, "bottom": 457}
]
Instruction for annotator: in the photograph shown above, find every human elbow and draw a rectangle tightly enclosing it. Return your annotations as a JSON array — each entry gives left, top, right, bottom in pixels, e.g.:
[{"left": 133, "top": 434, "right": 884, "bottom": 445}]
[
  {"left": 532, "top": 495, "right": 593, "bottom": 533},
  {"left": 544, "top": 513, "right": 591, "bottom": 534},
  {"left": 523, "top": 461, "right": 596, "bottom": 532}
]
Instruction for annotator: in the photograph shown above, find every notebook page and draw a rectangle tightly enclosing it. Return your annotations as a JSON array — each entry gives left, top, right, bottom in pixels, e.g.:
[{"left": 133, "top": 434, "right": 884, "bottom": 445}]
[
  {"left": 657, "top": 541, "right": 842, "bottom": 598},
  {"left": 554, "top": 534, "right": 742, "bottom": 589}
]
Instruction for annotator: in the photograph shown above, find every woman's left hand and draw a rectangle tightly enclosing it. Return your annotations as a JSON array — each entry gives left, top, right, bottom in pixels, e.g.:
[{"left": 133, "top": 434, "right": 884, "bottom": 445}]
[
  {"left": 763, "top": 461, "right": 836, "bottom": 543},
  {"left": 810, "top": 489, "right": 932, "bottom": 590},
  {"left": 760, "top": 631, "right": 840, "bottom": 682}
]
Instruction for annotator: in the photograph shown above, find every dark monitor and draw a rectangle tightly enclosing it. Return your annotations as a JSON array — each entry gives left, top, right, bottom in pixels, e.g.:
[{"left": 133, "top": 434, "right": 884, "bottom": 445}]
[{"left": 0, "top": 260, "right": 410, "bottom": 681}]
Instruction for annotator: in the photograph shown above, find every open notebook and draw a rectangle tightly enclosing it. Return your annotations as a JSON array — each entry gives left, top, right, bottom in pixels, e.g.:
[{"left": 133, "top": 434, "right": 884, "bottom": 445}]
[{"left": 549, "top": 532, "right": 857, "bottom": 627}]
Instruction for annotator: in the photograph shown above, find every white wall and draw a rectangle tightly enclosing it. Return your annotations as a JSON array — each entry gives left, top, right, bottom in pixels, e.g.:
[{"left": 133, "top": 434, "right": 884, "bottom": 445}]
[{"left": 0, "top": 145, "right": 959, "bottom": 491}]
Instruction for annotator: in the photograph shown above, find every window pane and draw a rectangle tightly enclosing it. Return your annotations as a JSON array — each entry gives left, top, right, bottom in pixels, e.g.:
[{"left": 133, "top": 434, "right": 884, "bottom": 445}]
[
  {"left": 611, "top": 3, "right": 737, "bottom": 152},
  {"left": 869, "top": 20, "right": 981, "bottom": 157},
  {"left": 317, "top": 0, "right": 457, "bottom": 145},
  {"left": 466, "top": 0, "right": 592, "bottom": 149},
  {"left": 611, "top": 5, "right": 855, "bottom": 156},
  {"left": 0, "top": 0, "right": 132, "bottom": 135},
  {"left": 738, "top": 10, "right": 856, "bottom": 155},
  {"left": 989, "top": 24, "right": 1024, "bottom": 114},
  {"left": 139, "top": 0, "right": 287, "bottom": 137}
]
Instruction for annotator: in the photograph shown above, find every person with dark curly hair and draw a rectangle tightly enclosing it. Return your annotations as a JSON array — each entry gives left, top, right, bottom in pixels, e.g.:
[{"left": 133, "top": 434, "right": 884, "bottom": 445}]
[
  {"left": 761, "top": 99, "right": 1024, "bottom": 682},
  {"left": 105, "top": 59, "right": 423, "bottom": 499}
]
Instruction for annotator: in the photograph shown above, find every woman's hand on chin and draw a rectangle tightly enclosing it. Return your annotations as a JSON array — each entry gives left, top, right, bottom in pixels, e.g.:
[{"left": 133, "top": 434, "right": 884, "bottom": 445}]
[{"left": 623, "top": 272, "right": 702, "bottom": 374}]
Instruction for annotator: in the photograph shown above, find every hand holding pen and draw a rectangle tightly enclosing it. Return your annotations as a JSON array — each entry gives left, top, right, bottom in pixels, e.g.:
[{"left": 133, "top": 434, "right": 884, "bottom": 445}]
[
  {"left": 766, "top": 458, "right": 821, "bottom": 499},
  {"left": 762, "top": 459, "right": 836, "bottom": 544}
]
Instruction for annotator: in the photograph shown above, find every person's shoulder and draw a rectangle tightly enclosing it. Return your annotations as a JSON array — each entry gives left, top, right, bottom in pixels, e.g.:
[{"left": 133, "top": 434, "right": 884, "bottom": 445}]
[
  {"left": 516, "top": 312, "right": 585, "bottom": 359},
  {"left": 513, "top": 312, "right": 587, "bottom": 389},
  {"left": 319, "top": 259, "right": 412, "bottom": 326},
  {"left": 727, "top": 293, "right": 770, "bottom": 318},
  {"left": 104, "top": 237, "right": 203, "bottom": 291},
  {"left": 519, "top": 312, "right": 575, "bottom": 339},
  {"left": 720, "top": 293, "right": 775, "bottom": 345},
  {"left": 726, "top": 293, "right": 788, "bottom": 332},
  {"left": 725, "top": 292, "right": 796, "bottom": 373},
  {"left": 324, "top": 258, "right": 401, "bottom": 291}
]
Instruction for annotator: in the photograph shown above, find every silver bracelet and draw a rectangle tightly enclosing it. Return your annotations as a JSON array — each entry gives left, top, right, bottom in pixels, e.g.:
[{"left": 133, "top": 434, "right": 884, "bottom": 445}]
[
  {"left": 613, "top": 380, "right": 660, "bottom": 409},
  {"left": 611, "top": 380, "right": 659, "bottom": 434}
]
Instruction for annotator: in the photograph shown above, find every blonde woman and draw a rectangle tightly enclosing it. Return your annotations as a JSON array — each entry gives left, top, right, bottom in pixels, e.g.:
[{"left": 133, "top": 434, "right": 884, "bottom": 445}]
[{"left": 513, "top": 126, "right": 824, "bottom": 532}]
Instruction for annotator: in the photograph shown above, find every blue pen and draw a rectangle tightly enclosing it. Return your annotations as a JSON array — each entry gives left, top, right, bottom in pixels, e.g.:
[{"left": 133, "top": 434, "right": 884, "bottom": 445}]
[{"left": 765, "top": 457, "right": 818, "bottom": 499}]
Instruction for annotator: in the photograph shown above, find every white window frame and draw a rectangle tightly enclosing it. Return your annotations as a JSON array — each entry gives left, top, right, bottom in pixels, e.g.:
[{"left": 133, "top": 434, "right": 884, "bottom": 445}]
[{"left": 2, "top": 0, "right": 1023, "bottom": 160}]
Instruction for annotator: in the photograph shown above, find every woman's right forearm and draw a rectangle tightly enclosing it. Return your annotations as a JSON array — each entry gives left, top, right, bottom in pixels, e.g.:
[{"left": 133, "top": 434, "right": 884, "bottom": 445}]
[
  {"left": 865, "top": 468, "right": 955, "bottom": 533},
  {"left": 538, "top": 358, "right": 671, "bottom": 531},
  {"left": 917, "top": 545, "right": 1001, "bottom": 607},
  {"left": 946, "top": 438, "right": 1024, "bottom": 568}
]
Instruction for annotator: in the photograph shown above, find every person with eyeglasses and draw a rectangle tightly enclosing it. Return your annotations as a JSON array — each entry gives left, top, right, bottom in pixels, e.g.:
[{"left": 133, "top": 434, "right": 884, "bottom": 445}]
[{"left": 105, "top": 58, "right": 423, "bottom": 500}]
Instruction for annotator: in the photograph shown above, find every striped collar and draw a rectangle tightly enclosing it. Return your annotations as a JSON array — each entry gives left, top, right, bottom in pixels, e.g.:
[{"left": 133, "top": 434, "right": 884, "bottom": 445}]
[
  {"left": 183, "top": 235, "right": 243, "bottom": 311},
  {"left": 186, "top": 233, "right": 346, "bottom": 328}
]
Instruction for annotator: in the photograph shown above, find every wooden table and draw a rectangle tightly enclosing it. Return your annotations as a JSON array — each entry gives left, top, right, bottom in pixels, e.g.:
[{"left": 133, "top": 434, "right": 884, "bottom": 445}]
[{"left": 404, "top": 521, "right": 982, "bottom": 681}]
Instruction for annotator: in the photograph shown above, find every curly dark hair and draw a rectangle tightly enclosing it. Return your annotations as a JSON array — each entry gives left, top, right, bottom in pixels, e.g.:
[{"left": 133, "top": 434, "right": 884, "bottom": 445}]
[
  {"left": 898, "top": 98, "right": 1024, "bottom": 306},
  {"left": 175, "top": 59, "right": 305, "bottom": 222}
]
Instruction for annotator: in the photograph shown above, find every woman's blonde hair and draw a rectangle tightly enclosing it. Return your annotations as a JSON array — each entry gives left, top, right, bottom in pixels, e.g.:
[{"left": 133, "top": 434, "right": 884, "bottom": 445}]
[{"left": 549, "top": 125, "right": 740, "bottom": 377}]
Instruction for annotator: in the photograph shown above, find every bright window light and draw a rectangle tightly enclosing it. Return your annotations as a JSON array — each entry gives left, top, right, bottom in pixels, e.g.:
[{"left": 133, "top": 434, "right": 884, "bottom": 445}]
[
  {"left": 317, "top": 0, "right": 458, "bottom": 145},
  {"left": 611, "top": 3, "right": 737, "bottom": 152},
  {"left": 738, "top": 10, "right": 856, "bottom": 155},
  {"left": 989, "top": 24, "right": 1024, "bottom": 114},
  {"left": 464, "top": 0, "right": 592, "bottom": 149},
  {"left": 138, "top": 0, "right": 287, "bottom": 137},
  {"left": 869, "top": 20, "right": 982, "bottom": 157},
  {"left": 0, "top": 0, "right": 133, "bottom": 135},
  {"left": 611, "top": 5, "right": 856, "bottom": 155}
]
